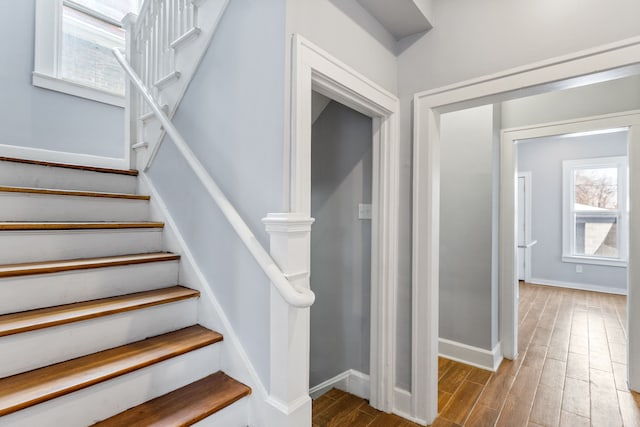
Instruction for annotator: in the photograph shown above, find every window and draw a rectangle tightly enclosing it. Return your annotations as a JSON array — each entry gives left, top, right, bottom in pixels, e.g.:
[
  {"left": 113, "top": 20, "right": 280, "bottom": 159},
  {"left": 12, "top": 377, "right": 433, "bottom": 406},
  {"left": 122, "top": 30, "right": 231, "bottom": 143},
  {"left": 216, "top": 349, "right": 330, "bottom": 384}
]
[
  {"left": 562, "top": 156, "right": 628, "bottom": 266},
  {"left": 33, "top": 0, "right": 140, "bottom": 106}
]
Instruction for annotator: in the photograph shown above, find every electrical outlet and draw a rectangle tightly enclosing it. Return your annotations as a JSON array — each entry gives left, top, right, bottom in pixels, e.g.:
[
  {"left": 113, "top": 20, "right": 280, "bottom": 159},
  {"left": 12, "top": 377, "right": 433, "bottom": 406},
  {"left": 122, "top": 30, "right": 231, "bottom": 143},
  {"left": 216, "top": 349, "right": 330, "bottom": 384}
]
[
  {"left": 576, "top": 265, "right": 583, "bottom": 273},
  {"left": 358, "top": 203, "right": 372, "bottom": 220}
]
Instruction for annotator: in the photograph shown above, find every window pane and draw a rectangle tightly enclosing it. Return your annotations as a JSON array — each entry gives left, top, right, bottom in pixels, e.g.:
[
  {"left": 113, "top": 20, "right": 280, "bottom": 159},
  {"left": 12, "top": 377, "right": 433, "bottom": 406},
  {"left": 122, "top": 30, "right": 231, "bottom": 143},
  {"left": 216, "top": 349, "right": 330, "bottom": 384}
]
[
  {"left": 70, "top": 0, "right": 140, "bottom": 22},
  {"left": 61, "top": 6, "right": 125, "bottom": 95},
  {"left": 574, "top": 213, "right": 618, "bottom": 257},
  {"left": 574, "top": 167, "right": 618, "bottom": 210}
]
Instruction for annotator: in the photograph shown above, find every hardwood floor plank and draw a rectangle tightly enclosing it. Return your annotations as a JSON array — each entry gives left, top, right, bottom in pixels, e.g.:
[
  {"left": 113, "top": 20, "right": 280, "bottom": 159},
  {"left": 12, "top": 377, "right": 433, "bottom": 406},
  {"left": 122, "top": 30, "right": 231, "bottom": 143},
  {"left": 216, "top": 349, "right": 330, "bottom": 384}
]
[
  {"left": 529, "top": 384, "right": 562, "bottom": 427},
  {"left": 439, "top": 381, "right": 483, "bottom": 424},
  {"left": 465, "top": 404, "right": 498, "bottom": 427},
  {"left": 566, "top": 352, "right": 589, "bottom": 381},
  {"left": 466, "top": 367, "right": 492, "bottom": 385},
  {"left": 562, "top": 377, "right": 590, "bottom": 418},
  {"left": 439, "top": 364, "right": 472, "bottom": 394},
  {"left": 590, "top": 368, "right": 622, "bottom": 427},
  {"left": 559, "top": 411, "right": 590, "bottom": 427},
  {"left": 313, "top": 393, "right": 365, "bottom": 426},
  {"left": 439, "top": 390, "right": 453, "bottom": 412},
  {"left": 617, "top": 390, "right": 640, "bottom": 427},
  {"left": 539, "top": 358, "right": 566, "bottom": 389}
]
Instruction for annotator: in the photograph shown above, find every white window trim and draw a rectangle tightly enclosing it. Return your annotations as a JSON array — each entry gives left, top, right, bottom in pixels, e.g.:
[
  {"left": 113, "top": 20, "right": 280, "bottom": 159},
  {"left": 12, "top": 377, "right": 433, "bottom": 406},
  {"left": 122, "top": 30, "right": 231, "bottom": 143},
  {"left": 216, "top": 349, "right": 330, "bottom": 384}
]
[
  {"left": 33, "top": 0, "right": 125, "bottom": 107},
  {"left": 562, "top": 155, "right": 628, "bottom": 267}
]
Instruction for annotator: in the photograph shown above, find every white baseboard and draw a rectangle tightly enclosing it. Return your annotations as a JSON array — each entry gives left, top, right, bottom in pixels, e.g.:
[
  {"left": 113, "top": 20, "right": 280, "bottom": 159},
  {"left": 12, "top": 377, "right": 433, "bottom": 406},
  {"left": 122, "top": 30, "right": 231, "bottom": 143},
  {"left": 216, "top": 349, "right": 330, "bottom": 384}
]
[
  {"left": 0, "top": 143, "right": 128, "bottom": 169},
  {"left": 439, "top": 338, "right": 503, "bottom": 372},
  {"left": 528, "top": 277, "right": 627, "bottom": 295},
  {"left": 309, "top": 370, "right": 370, "bottom": 400}
]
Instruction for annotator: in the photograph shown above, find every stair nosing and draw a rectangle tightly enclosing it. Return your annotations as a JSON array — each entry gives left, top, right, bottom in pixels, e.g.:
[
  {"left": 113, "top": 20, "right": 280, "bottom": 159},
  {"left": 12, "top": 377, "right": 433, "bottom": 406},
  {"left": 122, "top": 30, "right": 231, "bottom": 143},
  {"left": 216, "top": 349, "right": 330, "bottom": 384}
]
[
  {"left": 0, "top": 186, "right": 149, "bottom": 200},
  {"left": 91, "top": 371, "right": 251, "bottom": 426},
  {"left": 0, "top": 325, "right": 222, "bottom": 417},
  {"left": 0, "top": 222, "right": 164, "bottom": 231},
  {"left": 0, "top": 252, "right": 180, "bottom": 278},
  {"left": 0, "top": 286, "right": 199, "bottom": 338},
  {"left": 0, "top": 157, "right": 138, "bottom": 176}
]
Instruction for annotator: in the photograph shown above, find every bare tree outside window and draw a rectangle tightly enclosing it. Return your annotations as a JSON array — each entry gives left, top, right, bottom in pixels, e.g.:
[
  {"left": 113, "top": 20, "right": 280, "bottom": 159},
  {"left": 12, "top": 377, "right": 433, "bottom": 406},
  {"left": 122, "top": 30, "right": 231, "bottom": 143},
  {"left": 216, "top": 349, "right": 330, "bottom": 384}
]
[{"left": 574, "top": 168, "right": 618, "bottom": 210}]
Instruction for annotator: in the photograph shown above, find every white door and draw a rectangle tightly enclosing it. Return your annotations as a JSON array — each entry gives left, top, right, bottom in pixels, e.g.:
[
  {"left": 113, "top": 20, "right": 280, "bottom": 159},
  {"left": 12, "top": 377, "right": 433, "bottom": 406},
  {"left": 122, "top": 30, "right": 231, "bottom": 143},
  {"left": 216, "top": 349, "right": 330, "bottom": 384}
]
[{"left": 517, "top": 172, "right": 536, "bottom": 282}]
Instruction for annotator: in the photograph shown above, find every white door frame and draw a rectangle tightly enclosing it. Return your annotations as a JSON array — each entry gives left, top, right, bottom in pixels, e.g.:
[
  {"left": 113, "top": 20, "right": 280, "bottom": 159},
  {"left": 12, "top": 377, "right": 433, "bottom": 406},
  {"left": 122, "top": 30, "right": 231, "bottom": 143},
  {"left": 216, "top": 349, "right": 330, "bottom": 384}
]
[
  {"left": 413, "top": 36, "right": 640, "bottom": 424},
  {"left": 501, "top": 112, "right": 640, "bottom": 359},
  {"left": 517, "top": 171, "right": 533, "bottom": 282},
  {"left": 289, "top": 35, "right": 400, "bottom": 412}
]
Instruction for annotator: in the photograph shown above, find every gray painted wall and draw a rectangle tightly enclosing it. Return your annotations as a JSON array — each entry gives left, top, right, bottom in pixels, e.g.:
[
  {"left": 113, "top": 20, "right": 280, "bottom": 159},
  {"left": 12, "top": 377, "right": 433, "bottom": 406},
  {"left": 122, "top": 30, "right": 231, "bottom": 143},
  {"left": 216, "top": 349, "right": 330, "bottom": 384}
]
[
  {"left": 147, "top": 0, "right": 287, "bottom": 387},
  {"left": 517, "top": 132, "right": 628, "bottom": 293},
  {"left": 310, "top": 101, "right": 372, "bottom": 387},
  {"left": 0, "top": 0, "right": 123, "bottom": 158},
  {"left": 439, "top": 105, "right": 499, "bottom": 350}
]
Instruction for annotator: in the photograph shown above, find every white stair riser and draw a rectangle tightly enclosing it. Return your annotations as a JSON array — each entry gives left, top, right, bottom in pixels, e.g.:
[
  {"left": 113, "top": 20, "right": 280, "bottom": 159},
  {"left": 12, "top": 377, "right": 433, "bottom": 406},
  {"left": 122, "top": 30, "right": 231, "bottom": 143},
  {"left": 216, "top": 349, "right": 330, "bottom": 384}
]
[
  {"left": 0, "top": 261, "right": 179, "bottom": 314},
  {"left": 0, "top": 345, "right": 220, "bottom": 427},
  {"left": 0, "top": 161, "right": 137, "bottom": 194},
  {"left": 0, "top": 299, "right": 198, "bottom": 378},
  {"left": 192, "top": 396, "right": 249, "bottom": 427},
  {"left": 0, "top": 229, "right": 163, "bottom": 264},
  {"left": 0, "top": 194, "right": 150, "bottom": 222}
]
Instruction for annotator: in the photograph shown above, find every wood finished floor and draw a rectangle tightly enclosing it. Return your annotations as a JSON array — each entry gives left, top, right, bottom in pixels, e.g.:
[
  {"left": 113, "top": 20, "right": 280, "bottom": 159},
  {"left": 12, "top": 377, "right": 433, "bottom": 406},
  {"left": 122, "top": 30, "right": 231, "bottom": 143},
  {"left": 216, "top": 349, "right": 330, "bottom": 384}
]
[{"left": 312, "top": 283, "right": 640, "bottom": 426}]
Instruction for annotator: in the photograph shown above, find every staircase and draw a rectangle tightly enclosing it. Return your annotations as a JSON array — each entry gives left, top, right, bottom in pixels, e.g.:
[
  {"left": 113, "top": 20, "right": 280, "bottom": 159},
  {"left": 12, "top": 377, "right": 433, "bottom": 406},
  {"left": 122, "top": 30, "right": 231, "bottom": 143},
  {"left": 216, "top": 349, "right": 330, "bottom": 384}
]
[{"left": 0, "top": 156, "right": 251, "bottom": 426}]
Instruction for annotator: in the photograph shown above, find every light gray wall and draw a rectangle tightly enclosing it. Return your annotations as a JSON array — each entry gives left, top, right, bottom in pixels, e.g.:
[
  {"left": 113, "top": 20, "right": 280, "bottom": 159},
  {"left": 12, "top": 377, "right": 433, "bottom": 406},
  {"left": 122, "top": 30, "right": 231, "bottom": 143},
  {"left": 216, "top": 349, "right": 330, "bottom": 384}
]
[
  {"left": 439, "top": 105, "right": 499, "bottom": 351},
  {"left": 286, "top": 0, "right": 398, "bottom": 94},
  {"left": 147, "top": 0, "right": 287, "bottom": 387},
  {"left": 518, "top": 132, "right": 628, "bottom": 293},
  {"left": 310, "top": 101, "right": 372, "bottom": 387},
  {"left": 0, "top": 0, "right": 123, "bottom": 158}
]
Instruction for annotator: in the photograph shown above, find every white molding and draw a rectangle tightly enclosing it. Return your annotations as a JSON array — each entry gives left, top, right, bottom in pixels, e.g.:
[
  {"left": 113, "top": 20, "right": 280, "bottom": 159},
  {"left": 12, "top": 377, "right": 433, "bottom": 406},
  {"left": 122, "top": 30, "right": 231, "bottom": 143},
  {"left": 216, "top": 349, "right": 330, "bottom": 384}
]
[
  {"left": 392, "top": 388, "right": 425, "bottom": 425},
  {"left": 309, "top": 370, "right": 371, "bottom": 400},
  {"left": 290, "top": 34, "right": 400, "bottom": 415},
  {"left": 528, "top": 277, "right": 627, "bottom": 296},
  {"left": 413, "top": 36, "right": 640, "bottom": 422},
  {"left": 32, "top": 72, "right": 126, "bottom": 107},
  {"left": 0, "top": 143, "right": 128, "bottom": 169},
  {"left": 438, "top": 339, "right": 503, "bottom": 372}
]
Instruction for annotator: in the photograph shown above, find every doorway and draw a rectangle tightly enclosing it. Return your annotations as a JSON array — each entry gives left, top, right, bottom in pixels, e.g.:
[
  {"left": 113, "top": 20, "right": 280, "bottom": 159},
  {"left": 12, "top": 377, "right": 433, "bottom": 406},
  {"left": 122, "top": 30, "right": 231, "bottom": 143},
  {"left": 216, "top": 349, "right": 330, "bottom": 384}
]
[
  {"left": 413, "top": 37, "right": 640, "bottom": 424},
  {"left": 308, "top": 94, "right": 374, "bottom": 401}
]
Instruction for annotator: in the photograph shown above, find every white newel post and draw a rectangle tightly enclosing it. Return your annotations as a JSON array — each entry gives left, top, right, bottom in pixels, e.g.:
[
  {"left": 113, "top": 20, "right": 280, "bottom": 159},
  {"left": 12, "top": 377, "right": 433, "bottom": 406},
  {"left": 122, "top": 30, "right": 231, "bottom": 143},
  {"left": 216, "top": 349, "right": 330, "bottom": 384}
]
[{"left": 262, "top": 213, "right": 315, "bottom": 426}]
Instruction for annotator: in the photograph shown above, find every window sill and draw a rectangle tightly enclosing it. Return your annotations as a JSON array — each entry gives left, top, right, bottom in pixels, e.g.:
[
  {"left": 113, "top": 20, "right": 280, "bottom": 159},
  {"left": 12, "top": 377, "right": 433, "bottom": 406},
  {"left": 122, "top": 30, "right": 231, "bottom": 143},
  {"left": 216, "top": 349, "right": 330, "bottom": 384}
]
[
  {"left": 562, "top": 255, "right": 627, "bottom": 268},
  {"left": 32, "top": 72, "right": 125, "bottom": 108}
]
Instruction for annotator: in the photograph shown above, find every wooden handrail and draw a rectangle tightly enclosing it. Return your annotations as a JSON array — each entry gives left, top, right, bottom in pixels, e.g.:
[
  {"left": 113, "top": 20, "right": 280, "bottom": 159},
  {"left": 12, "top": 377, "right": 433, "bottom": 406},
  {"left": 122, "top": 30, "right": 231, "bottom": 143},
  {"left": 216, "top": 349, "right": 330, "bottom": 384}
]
[{"left": 113, "top": 48, "right": 315, "bottom": 308}]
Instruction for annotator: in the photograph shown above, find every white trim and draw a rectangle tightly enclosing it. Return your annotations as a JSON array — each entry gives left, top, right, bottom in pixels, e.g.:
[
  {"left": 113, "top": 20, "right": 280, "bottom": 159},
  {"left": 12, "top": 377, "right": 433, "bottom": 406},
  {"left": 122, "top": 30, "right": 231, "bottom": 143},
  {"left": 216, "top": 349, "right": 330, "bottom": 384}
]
[
  {"left": 0, "top": 143, "right": 128, "bottom": 169},
  {"left": 290, "top": 34, "right": 400, "bottom": 414},
  {"left": 32, "top": 72, "right": 125, "bottom": 107},
  {"left": 438, "top": 339, "right": 503, "bottom": 372},
  {"left": 562, "top": 156, "right": 628, "bottom": 266},
  {"left": 392, "top": 388, "right": 425, "bottom": 425},
  {"left": 413, "top": 36, "right": 640, "bottom": 422},
  {"left": 309, "top": 370, "right": 371, "bottom": 400},
  {"left": 528, "top": 277, "right": 627, "bottom": 296}
]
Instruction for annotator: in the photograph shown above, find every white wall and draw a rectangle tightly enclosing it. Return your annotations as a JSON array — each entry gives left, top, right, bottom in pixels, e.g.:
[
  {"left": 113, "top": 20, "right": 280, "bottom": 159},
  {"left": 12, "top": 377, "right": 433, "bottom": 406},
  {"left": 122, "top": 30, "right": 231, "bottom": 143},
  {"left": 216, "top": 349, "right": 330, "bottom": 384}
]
[
  {"left": 0, "top": 0, "right": 124, "bottom": 159},
  {"left": 147, "top": 0, "right": 288, "bottom": 388},
  {"left": 310, "top": 101, "right": 372, "bottom": 387},
  {"left": 518, "top": 132, "right": 628, "bottom": 293}
]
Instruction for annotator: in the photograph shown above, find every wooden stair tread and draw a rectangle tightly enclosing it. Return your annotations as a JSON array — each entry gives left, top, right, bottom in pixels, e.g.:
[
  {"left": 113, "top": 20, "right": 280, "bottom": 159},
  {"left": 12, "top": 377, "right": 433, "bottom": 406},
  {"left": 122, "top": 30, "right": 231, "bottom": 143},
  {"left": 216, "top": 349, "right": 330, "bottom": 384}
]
[
  {"left": 0, "top": 286, "right": 199, "bottom": 337},
  {"left": 0, "top": 222, "right": 164, "bottom": 231},
  {"left": 0, "top": 157, "right": 138, "bottom": 176},
  {"left": 0, "top": 252, "right": 179, "bottom": 278},
  {"left": 0, "top": 325, "right": 222, "bottom": 417},
  {"left": 92, "top": 371, "right": 251, "bottom": 426},
  {"left": 0, "top": 185, "right": 149, "bottom": 200}
]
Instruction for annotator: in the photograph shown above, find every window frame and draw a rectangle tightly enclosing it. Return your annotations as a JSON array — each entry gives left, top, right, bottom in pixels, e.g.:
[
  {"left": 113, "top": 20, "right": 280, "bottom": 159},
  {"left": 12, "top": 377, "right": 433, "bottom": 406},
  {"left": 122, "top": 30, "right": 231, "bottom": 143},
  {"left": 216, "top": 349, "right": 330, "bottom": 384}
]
[
  {"left": 33, "top": 0, "right": 128, "bottom": 107},
  {"left": 562, "top": 155, "right": 628, "bottom": 267}
]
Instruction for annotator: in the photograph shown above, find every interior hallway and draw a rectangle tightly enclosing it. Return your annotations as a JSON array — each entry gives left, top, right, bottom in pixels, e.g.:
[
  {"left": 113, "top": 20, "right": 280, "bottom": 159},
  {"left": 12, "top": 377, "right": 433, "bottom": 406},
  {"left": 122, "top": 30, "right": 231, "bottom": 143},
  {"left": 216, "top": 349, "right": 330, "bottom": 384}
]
[{"left": 312, "top": 283, "right": 640, "bottom": 426}]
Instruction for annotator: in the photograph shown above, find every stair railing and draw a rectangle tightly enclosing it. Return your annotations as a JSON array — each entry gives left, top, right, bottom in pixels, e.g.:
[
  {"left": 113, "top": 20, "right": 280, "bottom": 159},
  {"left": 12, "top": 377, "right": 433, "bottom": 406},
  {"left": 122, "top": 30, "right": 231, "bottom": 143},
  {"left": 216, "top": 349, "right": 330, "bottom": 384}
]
[{"left": 113, "top": 48, "right": 315, "bottom": 308}]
